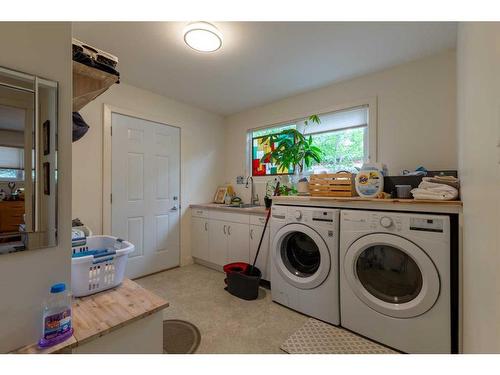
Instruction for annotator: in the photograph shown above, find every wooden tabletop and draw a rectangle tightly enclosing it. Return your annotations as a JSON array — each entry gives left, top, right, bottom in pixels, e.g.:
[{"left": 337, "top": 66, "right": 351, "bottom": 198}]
[
  {"left": 190, "top": 203, "right": 269, "bottom": 215},
  {"left": 274, "top": 195, "right": 463, "bottom": 205},
  {"left": 273, "top": 196, "right": 463, "bottom": 214},
  {"left": 12, "top": 279, "right": 169, "bottom": 354}
]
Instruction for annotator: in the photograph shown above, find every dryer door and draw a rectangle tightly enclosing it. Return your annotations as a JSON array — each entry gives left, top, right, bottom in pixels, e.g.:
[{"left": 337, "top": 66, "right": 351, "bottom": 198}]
[
  {"left": 344, "top": 233, "right": 440, "bottom": 318},
  {"left": 272, "top": 223, "right": 331, "bottom": 290}
]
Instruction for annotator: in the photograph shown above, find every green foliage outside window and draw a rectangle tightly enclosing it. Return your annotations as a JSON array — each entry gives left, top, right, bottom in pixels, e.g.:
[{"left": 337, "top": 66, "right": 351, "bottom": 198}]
[{"left": 310, "top": 127, "right": 365, "bottom": 173}]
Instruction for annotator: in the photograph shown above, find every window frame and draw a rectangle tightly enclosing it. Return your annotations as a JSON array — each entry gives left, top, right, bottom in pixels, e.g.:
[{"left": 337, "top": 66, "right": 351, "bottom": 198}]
[{"left": 246, "top": 97, "right": 377, "bottom": 177}]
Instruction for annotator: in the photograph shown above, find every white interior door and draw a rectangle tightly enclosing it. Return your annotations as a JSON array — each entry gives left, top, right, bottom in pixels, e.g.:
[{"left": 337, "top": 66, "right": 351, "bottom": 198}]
[{"left": 111, "top": 113, "right": 180, "bottom": 279}]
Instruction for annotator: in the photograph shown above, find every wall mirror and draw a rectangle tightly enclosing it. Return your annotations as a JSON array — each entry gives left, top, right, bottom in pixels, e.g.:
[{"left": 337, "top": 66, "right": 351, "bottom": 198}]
[{"left": 0, "top": 66, "right": 58, "bottom": 254}]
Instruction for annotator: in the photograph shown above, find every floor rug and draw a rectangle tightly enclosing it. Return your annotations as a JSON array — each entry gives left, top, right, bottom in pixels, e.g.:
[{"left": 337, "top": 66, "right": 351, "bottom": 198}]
[
  {"left": 163, "top": 319, "right": 201, "bottom": 354},
  {"left": 280, "top": 318, "right": 398, "bottom": 354}
]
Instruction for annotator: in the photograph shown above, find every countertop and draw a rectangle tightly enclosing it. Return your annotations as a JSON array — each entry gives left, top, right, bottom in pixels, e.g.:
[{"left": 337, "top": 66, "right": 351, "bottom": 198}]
[
  {"left": 190, "top": 203, "right": 269, "bottom": 215},
  {"left": 272, "top": 195, "right": 463, "bottom": 214},
  {"left": 12, "top": 279, "right": 169, "bottom": 354}
]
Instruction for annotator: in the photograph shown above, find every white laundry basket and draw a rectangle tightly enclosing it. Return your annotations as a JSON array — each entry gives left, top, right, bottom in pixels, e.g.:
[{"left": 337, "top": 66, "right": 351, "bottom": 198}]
[{"left": 71, "top": 235, "right": 134, "bottom": 297}]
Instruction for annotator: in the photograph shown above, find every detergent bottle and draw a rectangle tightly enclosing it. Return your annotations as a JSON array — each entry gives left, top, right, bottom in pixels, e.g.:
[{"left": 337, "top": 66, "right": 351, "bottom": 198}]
[
  {"left": 355, "top": 162, "right": 387, "bottom": 198},
  {"left": 38, "top": 283, "right": 73, "bottom": 348}
]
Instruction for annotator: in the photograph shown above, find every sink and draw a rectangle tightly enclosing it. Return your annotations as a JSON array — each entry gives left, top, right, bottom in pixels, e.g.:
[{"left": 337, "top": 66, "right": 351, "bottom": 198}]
[{"left": 224, "top": 204, "right": 260, "bottom": 208}]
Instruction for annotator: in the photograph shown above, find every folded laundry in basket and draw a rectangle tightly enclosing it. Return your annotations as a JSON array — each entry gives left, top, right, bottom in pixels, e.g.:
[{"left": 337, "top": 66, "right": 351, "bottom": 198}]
[
  {"left": 72, "top": 228, "right": 87, "bottom": 248},
  {"left": 411, "top": 180, "right": 459, "bottom": 201}
]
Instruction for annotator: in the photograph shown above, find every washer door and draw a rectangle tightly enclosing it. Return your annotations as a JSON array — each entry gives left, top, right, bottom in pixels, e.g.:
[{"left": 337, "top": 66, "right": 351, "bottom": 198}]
[
  {"left": 344, "top": 233, "right": 440, "bottom": 318},
  {"left": 272, "top": 223, "right": 331, "bottom": 290}
]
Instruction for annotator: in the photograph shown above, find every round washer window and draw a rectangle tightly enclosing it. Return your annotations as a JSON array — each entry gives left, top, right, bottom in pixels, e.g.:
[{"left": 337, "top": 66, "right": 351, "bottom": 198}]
[
  {"left": 281, "top": 232, "right": 321, "bottom": 278},
  {"left": 356, "top": 245, "right": 423, "bottom": 304}
]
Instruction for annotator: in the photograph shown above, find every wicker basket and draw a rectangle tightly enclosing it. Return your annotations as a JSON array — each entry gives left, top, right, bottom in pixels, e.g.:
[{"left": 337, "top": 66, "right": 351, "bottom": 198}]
[{"left": 309, "top": 172, "right": 357, "bottom": 197}]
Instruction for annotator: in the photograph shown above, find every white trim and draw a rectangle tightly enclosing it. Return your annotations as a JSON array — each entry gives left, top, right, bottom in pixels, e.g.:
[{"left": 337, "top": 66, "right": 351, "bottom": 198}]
[
  {"left": 102, "top": 105, "right": 182, "bottom": 267},
  {"left": 366, "top": 96, "right": 378, "bottom": 163}
]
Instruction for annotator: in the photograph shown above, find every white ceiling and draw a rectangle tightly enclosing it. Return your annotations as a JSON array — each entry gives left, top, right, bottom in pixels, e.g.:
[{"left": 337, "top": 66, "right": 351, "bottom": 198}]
[{"left": 73, "top": 22, "right": 457, "bottom": 116}]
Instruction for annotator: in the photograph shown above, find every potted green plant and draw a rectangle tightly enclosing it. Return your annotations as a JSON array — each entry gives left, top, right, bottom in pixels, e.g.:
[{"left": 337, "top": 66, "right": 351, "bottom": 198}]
[{"left": 260, "top": 115, "right": 323, "bottom": 194}]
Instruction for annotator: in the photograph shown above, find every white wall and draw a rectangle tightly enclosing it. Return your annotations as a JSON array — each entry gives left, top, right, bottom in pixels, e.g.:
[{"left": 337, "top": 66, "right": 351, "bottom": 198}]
[
  {"left": 224, "top": 50, "right": 457, "bottom": 202},
  {"left": 72, "top": 83, "right": 225, "bottom": 266},
  {"left": 457, "top": 23, "right": 500, "bottom": 353},
  {"left": 0, "top": 23, "right": 72, "bottom": 352}
]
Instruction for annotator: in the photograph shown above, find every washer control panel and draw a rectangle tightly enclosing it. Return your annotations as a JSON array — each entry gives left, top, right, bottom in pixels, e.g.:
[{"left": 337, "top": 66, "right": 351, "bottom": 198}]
[
  {"left": 409, "top": 217, "right": 444, "bottom": 233},
  {"left": 369, "top": 212, "right": 403, "bottom": 232},
  {"left": 280, "top": 206, "right": 337, "bottom": 227},
  {"left": 342, "top": 210, "right": 449, "bottom": 237}
]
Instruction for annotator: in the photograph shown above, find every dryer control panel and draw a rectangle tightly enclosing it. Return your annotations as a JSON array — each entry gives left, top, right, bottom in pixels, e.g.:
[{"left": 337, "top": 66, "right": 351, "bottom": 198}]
[
  {"left": 409, "top": 217, "right": 444, "bottom": 233},
  {"left": 341, "top": 210, "right": 449, "bottom": 238},
  {"left": 287, "top": 207, "right": 337, "bottom": 228},
  {"left": 272, "top": 206, "right": 338, "bottom": 227}
]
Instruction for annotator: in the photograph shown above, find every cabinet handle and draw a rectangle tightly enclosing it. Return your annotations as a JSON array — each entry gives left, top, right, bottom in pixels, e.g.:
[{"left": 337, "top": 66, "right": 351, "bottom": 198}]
[
  {"left": 228, "top": 226, "right": 231, "bottom": 235},
  {"left": 250, "top": 229, "right": 253, "bottom": 239},
  {"left": 223, "top": 225, "right": 226, "bottom": 235},
  {"left": 204, "top": 222, "right": 208, "bottom": 231}
]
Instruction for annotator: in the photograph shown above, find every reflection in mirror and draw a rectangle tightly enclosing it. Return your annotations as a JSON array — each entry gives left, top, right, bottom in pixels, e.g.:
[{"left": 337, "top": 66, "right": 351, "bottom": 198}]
[{"left": 0, "top": 67, "right": 58, "bottom": 255}]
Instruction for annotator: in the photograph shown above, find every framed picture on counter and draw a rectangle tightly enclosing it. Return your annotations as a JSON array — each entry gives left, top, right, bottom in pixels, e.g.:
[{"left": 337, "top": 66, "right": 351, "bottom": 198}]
[{"left": 213, "top": 186, "right": 228, "bottom": 204}]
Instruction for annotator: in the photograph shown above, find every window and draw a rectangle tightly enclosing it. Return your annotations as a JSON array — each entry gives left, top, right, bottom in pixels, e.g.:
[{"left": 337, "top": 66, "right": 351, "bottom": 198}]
[
  {"left": 305, "top": 106, "right": 368, "bottom": 173},
  {"left": 251, "top": 124, "right": 296, "bottom": 176},
  {"left": 0, "top": 146, "right": 24, "bottom": 181},
  {"left": 249, "top": 105, "right": 370, "bottom": 176}
]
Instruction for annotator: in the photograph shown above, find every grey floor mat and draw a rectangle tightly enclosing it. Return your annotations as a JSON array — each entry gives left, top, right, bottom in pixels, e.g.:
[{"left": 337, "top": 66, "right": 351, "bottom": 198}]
[{"left": 281, "top": 318, "right": 398, "bottom": 354}]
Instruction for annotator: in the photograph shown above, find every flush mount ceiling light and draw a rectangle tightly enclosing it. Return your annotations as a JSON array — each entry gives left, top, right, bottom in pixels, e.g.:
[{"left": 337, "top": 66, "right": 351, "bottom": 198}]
[{"left": 183, "top": 22, "right": 223, "bottom": 52}]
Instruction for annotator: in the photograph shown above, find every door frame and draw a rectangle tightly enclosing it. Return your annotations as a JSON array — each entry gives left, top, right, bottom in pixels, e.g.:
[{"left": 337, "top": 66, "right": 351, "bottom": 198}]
[{"left": 102, "top": 104, "right": 182, "bottom": 265}]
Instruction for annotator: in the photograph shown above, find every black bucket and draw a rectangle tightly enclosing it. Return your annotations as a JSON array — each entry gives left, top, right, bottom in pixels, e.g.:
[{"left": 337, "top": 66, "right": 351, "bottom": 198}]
[{"left": 226, "top": 266, "right": 262, "bottom": 300}]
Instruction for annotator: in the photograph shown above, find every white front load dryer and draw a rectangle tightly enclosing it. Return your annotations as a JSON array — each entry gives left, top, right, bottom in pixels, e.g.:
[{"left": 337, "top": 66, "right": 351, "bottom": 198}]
[
  {"left": 270, "top": 205, "right": 340, "bottom": 325},
  {"left": 340, "top": 210, "right": 455, "bottom": 353}
]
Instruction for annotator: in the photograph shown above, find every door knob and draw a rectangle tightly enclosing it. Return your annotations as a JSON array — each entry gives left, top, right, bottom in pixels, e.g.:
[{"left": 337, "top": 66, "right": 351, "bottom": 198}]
[{"left": 171, "top": 196, "right": 180, "bottom": 210}]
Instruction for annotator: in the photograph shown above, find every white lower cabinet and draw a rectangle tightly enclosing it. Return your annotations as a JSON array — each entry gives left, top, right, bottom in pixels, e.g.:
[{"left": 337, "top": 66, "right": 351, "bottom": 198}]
[
  {"left": 227, "top": 222, "right": 250, "bottom": 264},
  {"left": 249, "top": 224, "right": 270, "bottom": 281},
  {"left": 208, "top": 220, "right": 250, "bottom": 266},
  {"left": 191, "top": 217, "right": 209, "bottom": 261},
  {"left": 192, "top": 208, "right": 267, "bottom": 278},
  {"left": 208, "top": 220, "right": 230, "bottom": 265}
]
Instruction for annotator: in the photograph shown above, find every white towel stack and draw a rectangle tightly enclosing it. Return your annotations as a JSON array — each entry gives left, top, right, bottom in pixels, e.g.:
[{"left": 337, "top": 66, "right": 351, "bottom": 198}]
[{"left": 411, "top": 176, "right": 459, "bottom": 201}]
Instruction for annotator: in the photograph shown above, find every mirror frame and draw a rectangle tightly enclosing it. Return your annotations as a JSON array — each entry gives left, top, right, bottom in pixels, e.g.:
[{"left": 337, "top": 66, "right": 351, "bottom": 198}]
[{"left": 0, "top": 65, "right": 58, "bottom": 254}]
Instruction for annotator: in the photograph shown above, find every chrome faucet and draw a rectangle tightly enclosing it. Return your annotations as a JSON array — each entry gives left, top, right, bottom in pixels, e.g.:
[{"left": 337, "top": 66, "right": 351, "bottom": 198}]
[{"left": 245, "top": 176, "right": 259, "bottom": 206}]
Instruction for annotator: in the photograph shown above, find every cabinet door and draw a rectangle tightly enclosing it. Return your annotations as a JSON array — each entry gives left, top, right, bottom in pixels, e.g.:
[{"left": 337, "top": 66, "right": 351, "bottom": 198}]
[
  {"left": 249, "top": 224, "right": 271, "bottom": 281},
  {"left": 208, "top": 220, "right": 228, "bottom": 266},
  {"left": 227, "top": 222, "right": 250, "bottom": 264},
  {"left": 191, "top": 217, "right": 209, "bottom": 261}
]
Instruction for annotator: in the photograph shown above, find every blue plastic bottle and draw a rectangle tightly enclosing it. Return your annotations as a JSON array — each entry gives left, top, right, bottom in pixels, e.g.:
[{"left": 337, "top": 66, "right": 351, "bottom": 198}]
[{"left": 38, "top": 283, "right": 73, "bottom": 348}]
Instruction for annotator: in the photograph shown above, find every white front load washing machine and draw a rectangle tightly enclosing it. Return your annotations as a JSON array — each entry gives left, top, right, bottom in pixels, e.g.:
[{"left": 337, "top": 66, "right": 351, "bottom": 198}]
[
  {"left": 340, "top": 210, "right": 454, "bottom": 353},
  {"left": 270, "top": 205, "right": 340, "bottom": 325}
]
